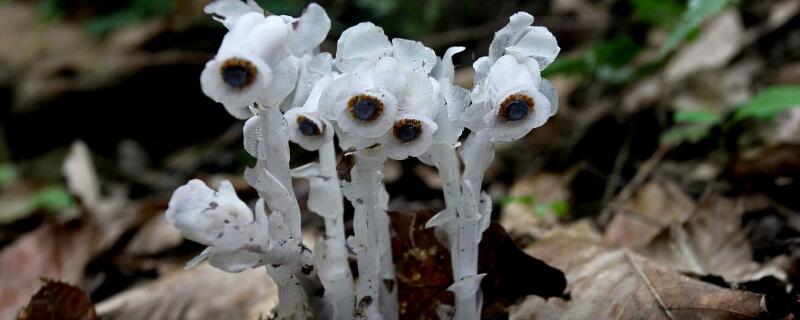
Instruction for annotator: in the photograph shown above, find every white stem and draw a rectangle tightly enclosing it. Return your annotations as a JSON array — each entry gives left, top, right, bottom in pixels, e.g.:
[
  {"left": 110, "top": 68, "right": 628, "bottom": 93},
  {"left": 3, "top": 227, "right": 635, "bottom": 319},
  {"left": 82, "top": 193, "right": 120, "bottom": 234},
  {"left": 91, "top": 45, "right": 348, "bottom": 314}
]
[
  {"left": 316, "top": 140, "right": 355, "bottom": 320},
  {"left": 349, "top": 153, "right": 386, "bottom": 319},
  {"left": 375, "top": 183, "right": 398, "bottom": 320},
  {"left": 430, "top": 144, "right": 481, "bottom": 320},
  {"left": 250, "top": 104, "right": 329, "bottom": 318},
  {"left": 256, "top": 105, "right": 302, "bottom": 239}
]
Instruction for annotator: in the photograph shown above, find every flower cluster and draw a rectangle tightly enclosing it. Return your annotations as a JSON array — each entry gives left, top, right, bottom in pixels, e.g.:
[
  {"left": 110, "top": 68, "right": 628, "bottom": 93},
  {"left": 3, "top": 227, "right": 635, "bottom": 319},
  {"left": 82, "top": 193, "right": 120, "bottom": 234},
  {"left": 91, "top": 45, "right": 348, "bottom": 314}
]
[{"left": 164, "top": 2, "right": 559, "bottom": 319}]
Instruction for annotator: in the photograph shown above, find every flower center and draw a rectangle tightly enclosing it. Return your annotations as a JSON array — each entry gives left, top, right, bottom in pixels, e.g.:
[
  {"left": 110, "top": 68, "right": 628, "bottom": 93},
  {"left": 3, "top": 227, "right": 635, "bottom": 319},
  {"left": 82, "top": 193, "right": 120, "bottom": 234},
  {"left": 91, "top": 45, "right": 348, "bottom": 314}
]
[
  {"left": 220, "top": 58, "right": 257, "bottom": 89},
  {"left": 498, "top": 94, "right": 534, "bottom": 122},
  {"left": 347, "top": 95, "right": 384, "bottom": 122},
  {"left": 296, "top": 115, "right": 323, "bottom": 136},
  {"left": 393, "top": 119, "right": 422, "bottom": 143}
]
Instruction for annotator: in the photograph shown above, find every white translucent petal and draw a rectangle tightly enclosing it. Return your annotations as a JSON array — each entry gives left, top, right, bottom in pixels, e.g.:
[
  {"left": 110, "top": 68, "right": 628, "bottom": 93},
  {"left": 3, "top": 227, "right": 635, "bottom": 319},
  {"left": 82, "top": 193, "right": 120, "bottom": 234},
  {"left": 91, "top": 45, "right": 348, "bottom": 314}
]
[
  {"left": 287, "top": 3, "right": 331, "bottom": 56},
  {"left": 398, "top": 71, "right": 437, "bottom": 116},
  {"left": 218, "top": 14, "right": 289, "bottom": 66},
  {"left": 261, "top": 56, "right": 299, "bottom": 108},
  {"left": 432, "top": 46, "right": 465, "bottom": 83},
  {"left": 335, "top": 22, "right": 392, "bottom": 73},
  {"left": 391, "top": 38, "right": 438, "bottom": 74},
  {"left": 208, "top": 250, "right": 267, "bottom": 273},
  {"left": 472, "top": 56, "right": 491, "bottom": 87},
  {"left": 285, "top": 110, "right": 331, "bottom": 151},
  {"left": 243, "top": 116, "right": 259, "bottom": 157},
  {"left": 487, "top": 55, "right": 537, "bottom": 103},
  {"left": 217, "top": 12, "right": 265, "bottom": 48},
  {"left": 318, "top": 73, "right": 372, "bottom": 119},
  {"left": 204, "top": 0, "right": 264, "bottom": 29},
  {"left": 200, "top": 54, "right": 271, "bottom": 119},
  {"left": 539, "top": 78, "right": 559, "bottom": 116},
  {"left": 165, "top": 179, "right": 254, "bottom": 246},
  {"left": 506, "top": 26, "right": 560, "bottom": 70},
  {"left": 489, "top": 12, "right": 534, "bottom": 63},
  {"left": 382, "top": 113, "right": 438, "bottom": 160},
  {"left": 335, "top": 88, "right": 399, "bottom": 138},
  {"left": 483, "top": 88, "right": 552, "bottom": 142},
  {"left": 447, "top": 273, "right": 487, "bottom": 296}
]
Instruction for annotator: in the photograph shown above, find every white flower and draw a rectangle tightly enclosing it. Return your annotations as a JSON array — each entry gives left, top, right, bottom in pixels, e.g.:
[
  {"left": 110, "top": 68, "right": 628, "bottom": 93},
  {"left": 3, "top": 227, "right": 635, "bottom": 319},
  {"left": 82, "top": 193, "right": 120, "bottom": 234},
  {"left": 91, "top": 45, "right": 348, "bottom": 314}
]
[
  {"left": 285, "top": 76, "right": 335, "bottom": 151},
  {"left": 464, "top": 12, "right": 561, "bottom": 142},
  {"left": 204, "top": 0, "right": 264, "bottom": 29},
  {"left": 165, "top": 179, "right": 267, "bottom": 252},
  {"left": 334, "top": 22, "right": 393, "bottom": 73},
  {"left": 319, "top": 60, "right": 404, "bottom": 138},
  {"left": 488, "top": 12, "right": 560, "bottom": 70},
  {"left": 379, "top": 73, "right": 441, "bottom": 160},
  {"left": 478, "top": 55, "right": 553, "bottom": 141},
  {"left": 200, "top": 14, "right": 292, "bottom": 119}
]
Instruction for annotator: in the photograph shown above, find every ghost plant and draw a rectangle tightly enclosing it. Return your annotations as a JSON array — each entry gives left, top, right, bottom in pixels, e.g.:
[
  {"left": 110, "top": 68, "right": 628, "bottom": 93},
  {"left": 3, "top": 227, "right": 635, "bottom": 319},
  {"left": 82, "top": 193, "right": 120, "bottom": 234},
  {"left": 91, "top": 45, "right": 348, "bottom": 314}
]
[{"left": 165, "top": 1, "right": 559, "bottom": 319}]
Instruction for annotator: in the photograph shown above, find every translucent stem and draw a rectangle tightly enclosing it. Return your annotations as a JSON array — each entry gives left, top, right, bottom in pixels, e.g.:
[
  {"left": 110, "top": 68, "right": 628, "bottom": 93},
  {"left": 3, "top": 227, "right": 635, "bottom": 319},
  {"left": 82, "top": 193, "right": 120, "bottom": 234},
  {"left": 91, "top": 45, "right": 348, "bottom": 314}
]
[
  {"left": 316, "top": 140, "right": 355, "bottom": 320},
  {"left": 349, "top": 154, "right": 386, "bottom": 319}
]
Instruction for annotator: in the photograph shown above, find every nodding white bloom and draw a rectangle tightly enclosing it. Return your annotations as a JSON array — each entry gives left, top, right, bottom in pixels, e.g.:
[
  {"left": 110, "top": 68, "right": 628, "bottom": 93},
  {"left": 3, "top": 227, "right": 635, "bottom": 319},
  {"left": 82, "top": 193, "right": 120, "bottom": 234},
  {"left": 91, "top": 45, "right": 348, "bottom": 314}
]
[
  {"left": 319, "top": 60, "right": 405, "bottom": 138},
  {"left": 466, "top": 12, "right": 560, "bottom": 142},
  {"left": 379, "top": 73, "right": 441, "bottom": 160},
  {"left": 285, "top": 74, "right": 334, "bottom": 151},
  {"left": 166, "top": 180, "right": 256, "bottom": 248},
  {"left": 488, "top": 12, "right": 560, "bottom": 70},
  {"left": 200, "top": 13, "right": 291, "bottom": 118},
  {"left": 201, "top": 2, "right": 331, "bottom": 119}
]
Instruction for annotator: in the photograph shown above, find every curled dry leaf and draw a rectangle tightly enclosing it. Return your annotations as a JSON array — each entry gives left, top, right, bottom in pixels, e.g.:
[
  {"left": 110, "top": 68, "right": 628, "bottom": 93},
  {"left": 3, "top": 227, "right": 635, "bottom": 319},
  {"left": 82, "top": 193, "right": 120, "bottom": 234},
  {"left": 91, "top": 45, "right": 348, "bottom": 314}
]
[
  {"left": 389, "top": 210, "right": 567, "bottom": 319},
  {"left": 96, "top": 263, "right": 277, "bottom": 320},
  {"left": 18, "top": 280, "right": 97, "bottom": 320},
  {"left": 513, "top": 224, "right": 767, "bottom": 320},
  {"left": 604, "top": 180, "right": 695, "bottom": 248},
  {"left": 0, "top": 223, "right": 94, "bottom": 320},
  {"left": 639, "top": 196, "right": 768, "bottom": 283}
]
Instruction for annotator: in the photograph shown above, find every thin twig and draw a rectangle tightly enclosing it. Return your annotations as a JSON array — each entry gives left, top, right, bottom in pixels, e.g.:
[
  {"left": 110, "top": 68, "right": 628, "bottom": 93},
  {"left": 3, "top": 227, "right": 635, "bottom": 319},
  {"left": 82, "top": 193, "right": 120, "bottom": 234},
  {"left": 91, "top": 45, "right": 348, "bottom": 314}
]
[{"left": 624, "top": 249, "right": 676, "bottom": 320}]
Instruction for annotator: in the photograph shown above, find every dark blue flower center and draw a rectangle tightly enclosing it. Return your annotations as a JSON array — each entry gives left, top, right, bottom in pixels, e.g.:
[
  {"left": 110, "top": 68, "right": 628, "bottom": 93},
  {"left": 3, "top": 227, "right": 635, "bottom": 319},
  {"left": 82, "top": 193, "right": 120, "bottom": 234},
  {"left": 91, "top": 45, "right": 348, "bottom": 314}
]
[
  {"left": 348, "top": 95, "right": 383, "bottom": 121},
  {"left": 505, "top": 100, "right": 529, "bottom": 121},
  {"left": 499, "top": 94, "right": 534, "bottom": 122},
  {"left": 297, "top": 116, "right": 322, "bottom": 136},
  {"left": 220, "top": 58, "right": 256, "bottom": 89},
  {"left": 393, "top": 119, "right": 422, "bottom": 143}
]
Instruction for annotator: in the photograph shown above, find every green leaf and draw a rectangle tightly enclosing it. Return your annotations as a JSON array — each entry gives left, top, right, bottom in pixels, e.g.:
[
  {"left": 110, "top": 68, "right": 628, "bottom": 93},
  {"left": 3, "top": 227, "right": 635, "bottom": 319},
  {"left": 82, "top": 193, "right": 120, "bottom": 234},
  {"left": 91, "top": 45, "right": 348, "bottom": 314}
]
[
  {"left": 550, "top": 200, "right": 570, "bottom": 218},
  {"left": 735, "top": 86, "right": 800, "bottom": 121},
  {"left": 660, "top": 125, "right": 712, "bottom": 144},
  {"left": 0, "top": 163, "right": 17, "bottom": 188},
  {"left": 631, "top": 0, "right": 685, "bottom": 28},
  {"left": 674, "top": 110, "right": 722, "bottom": 124},
  {"left": 660, "top": 0, "right": 733, "bottom": 56},
  {"left": 544, "top": 36, "right": 641, "bottom": 83},
  {"left": 28, "top": 185, "right": 75, "bottom": 213}
]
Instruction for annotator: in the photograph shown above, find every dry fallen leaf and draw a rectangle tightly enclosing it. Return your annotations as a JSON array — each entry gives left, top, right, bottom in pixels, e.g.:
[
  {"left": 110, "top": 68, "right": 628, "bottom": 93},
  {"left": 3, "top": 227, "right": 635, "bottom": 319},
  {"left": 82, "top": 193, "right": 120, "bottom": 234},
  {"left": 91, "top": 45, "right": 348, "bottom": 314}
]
[
  {"left": 96, "top": 263, "right": 277, "bottom": 320},
  {"left": 512, "top": 224, "right": 767, "bottom": 319},
  {"left": 605, "top": 180, "right": 695, "bottom": 248},
  {"left": 666, "top": 10, "right": 745, "bottom": 82},
  {"left": 18, "top": 280, "right": 98, "bottom": 320},
  {"left": 0, "top": 223, "right": 94, "bottom": 320},
  {"left": 639, "top": 196, "right": 768, "bottom": 283},
  {"left": 500, "top": 172, "right": 572, "bottom": 239},
  {"left": 389, "top": 210, "right": 567, "bottom": 319}
]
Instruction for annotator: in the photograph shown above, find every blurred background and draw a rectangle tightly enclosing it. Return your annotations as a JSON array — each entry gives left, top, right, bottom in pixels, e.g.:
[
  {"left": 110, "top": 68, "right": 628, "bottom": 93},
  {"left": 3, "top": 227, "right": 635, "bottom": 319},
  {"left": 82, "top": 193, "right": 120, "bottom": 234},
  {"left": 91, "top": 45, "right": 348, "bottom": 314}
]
[{"left": 1, "top": 0, "right": 800, "bottom": 319}]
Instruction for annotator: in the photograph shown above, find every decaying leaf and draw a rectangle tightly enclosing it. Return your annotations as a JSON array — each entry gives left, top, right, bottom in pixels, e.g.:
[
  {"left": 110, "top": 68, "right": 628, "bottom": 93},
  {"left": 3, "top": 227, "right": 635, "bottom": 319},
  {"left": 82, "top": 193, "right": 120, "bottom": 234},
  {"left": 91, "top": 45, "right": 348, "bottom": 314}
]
[
  {"left": 389, "top": 210, "right": 567, "bottom": 319},
  {"left": 0, "top": 223, "right": 94, "bottom": 320},
  {"left": 639, "top": 196, "right": 768, "bottom": 283},
  {"left": 95, "top": 263, "right": 277, "bottom": 320},
  {"left": 513, "top": 224, "right": 767, "bottom": 319},
  {"left": 605, "top": 180, "right": 695, "bottom": 248},
  {"left": 18, "top": 280, "right": 97, "bottom": 320}
]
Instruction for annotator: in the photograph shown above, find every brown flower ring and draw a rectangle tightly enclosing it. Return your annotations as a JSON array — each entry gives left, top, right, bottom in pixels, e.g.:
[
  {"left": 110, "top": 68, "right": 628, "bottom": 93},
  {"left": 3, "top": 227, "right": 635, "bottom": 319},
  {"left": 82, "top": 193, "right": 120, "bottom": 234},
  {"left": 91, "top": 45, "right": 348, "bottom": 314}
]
[
  {"left": 392, "top": 119, "right": 422, "bottom": 143},
  {"left": 220, "top": 58, "right": 258, "bottom": 89},
  {"left": 498, "top": 94, "right": 534, "bottom": 122},
  {"left": 347, "top": 94, "right": 384, "bottom": 122},
  {"left": 296, "top": 115, "right": 324, "bottom": 136}
]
